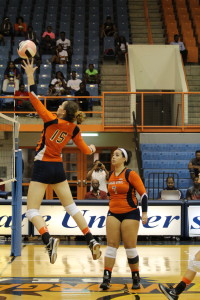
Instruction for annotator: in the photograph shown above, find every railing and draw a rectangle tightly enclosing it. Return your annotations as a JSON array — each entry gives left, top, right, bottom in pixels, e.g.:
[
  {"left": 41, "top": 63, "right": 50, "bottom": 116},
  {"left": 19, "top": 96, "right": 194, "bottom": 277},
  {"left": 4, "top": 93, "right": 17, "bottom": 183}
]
[
  {"left": 132, "top": 111, "right": 143, "bottom": 179},
  {"left": 1, "top": 91, "right": 200, "bottom": 132}
]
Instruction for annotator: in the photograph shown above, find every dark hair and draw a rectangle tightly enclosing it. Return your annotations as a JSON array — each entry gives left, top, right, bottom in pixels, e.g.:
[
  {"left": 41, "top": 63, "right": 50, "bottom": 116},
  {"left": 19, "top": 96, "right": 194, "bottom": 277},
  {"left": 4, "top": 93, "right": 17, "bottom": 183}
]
[
  {"left": 16, "top": 16, "right": 24, "bottom": 23},
  {"left": 195, "top": 150, "right": 200, "bottom": 154},
  {"left": 166, "top": 176, "right": 174, "bottom": 182},
  {"left": 118, "top": 148, "right": 132, "bottom": 165},
  {"left": 63, "top": 101, "right": 79, "bottom": 122},
  {"left": 55, "top": 71, "right": 64, "bottom": 79}
]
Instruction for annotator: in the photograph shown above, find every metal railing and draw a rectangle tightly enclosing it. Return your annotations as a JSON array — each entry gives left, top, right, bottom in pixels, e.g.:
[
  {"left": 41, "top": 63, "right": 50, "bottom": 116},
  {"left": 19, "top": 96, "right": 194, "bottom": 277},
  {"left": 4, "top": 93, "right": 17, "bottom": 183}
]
[{"left": 1, "top": 91, "right": 200, "bottom": 132}]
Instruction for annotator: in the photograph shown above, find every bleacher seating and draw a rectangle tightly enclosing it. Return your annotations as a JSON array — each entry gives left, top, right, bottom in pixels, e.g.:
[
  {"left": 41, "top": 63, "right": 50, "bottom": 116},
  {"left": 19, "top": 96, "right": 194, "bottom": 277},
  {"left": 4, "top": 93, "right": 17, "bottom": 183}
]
[{"left": 141, "top": 143, "right": 199, "bottom": 199}]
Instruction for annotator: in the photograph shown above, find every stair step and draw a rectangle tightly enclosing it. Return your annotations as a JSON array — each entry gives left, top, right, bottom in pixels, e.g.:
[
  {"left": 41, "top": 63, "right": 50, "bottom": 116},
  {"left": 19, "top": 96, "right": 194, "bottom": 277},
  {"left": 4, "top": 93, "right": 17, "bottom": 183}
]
[
  {"left": 105, "top": 100, "right": 130, "bottom": 107},
  {"left": 105, "top": 106, "right": 130, "bottom": 112},
  {"left": 105, "top": 118, "right": 131, "bottom": 125},
  {"left": 101, "top": 85, "right": 127, "bottom": 91},
  {"left": 101, "top": 80, "right": 126, "bottom": 85}
]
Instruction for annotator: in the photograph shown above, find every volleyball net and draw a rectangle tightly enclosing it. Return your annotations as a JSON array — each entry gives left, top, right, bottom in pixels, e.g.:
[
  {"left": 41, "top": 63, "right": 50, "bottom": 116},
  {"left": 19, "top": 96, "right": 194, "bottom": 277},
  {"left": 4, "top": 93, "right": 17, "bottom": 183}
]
[{"left": 0, "top": 113, "right": 22, "bottom": 256}]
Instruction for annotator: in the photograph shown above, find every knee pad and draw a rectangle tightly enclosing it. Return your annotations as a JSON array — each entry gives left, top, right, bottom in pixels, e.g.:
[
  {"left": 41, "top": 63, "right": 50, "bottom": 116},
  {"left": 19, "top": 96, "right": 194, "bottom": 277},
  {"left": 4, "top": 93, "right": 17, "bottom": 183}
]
[
  {"left": 125, "top": 248, "right": 139, "bottom": 264},
  {"left": 65, "top": 203, "right": 79, "bottom": 217},
  {"left": 188, "top": 259, "right": 200, "bottom": 273},
  {"left": 26, "top": 209, "right": 40, "bottom": 221},
  {"left": 105, "top": 246, "right": 117, "bottom": 258}
]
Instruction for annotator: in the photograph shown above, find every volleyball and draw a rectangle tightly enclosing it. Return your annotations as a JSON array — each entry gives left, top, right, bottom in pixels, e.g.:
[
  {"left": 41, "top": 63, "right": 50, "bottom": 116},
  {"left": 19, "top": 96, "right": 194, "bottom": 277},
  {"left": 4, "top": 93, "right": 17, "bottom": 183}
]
[{"left": 17, "top": 40, "right": 37, "bottom": 59}]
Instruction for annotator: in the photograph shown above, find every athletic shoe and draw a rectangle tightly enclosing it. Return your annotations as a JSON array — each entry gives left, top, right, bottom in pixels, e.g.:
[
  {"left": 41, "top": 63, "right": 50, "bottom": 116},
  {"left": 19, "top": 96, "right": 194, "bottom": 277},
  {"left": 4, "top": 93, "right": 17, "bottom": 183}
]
[
  {"left": 88, "top": 239, "right": 101, "bottom": 260},
  {"left": 100, "top": 275, "right": 111, "bottom": 290},
  {"left": 45, "top": 237, "right": 59, "bottom": 264},
  {"left": 132, "top": 274, "right": 141, "bottom": 289},
  {"left": 159, "top": 284, "right": 179, "bottom": 300}
]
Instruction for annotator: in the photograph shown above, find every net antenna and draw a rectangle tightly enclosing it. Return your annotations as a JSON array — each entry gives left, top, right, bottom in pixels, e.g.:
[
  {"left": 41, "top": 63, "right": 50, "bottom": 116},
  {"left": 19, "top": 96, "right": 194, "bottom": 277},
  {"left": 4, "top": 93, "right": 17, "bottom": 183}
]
[{"left": 0, "top": 113, "right": 22, "bottom": 257}]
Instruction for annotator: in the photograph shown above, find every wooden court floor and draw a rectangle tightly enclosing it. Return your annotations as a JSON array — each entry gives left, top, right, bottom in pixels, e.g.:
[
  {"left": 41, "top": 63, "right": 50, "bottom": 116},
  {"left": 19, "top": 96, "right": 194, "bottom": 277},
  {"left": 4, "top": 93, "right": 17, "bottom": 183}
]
[{"left": 0, "top": 243, "right": 200, "bottom": 299}]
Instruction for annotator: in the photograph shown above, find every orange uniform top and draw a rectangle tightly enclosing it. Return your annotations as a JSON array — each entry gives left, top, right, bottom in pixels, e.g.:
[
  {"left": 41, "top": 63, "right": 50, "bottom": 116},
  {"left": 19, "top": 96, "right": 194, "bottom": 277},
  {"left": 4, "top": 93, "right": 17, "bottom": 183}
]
[
  {"left": 29, "top": 92, "right": 92, "bottom": 162},
  {"left": 108, "top": 168, "right": 147, "bottom": 214}
]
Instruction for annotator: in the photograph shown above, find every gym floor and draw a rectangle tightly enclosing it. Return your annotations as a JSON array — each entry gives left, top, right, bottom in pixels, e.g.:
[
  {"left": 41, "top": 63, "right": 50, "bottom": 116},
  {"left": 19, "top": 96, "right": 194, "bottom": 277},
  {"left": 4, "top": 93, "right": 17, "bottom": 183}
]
[{"left": 0, "top": 241, "right": 200, "bottom": 299}]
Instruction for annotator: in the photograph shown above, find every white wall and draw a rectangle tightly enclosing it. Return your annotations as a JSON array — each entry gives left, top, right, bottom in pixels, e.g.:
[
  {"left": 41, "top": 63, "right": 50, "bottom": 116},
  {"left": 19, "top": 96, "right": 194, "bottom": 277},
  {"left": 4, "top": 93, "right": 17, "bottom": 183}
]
[
  {"left": 140, "top": 133, "right": 200, "bottom": 144},
  {"left": 128, "top": 45, "right": 188, "bottom": 124}
]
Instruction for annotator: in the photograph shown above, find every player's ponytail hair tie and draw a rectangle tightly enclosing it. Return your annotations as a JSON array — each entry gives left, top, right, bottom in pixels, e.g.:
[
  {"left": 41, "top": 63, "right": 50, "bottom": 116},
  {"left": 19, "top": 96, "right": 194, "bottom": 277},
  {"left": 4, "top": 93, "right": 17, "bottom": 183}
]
[
  {"left": 75, "top": 111, "right": 86, "bottom": 124},
  {"left": 118, "top": 148, "right": 128, "bottom": 162}
]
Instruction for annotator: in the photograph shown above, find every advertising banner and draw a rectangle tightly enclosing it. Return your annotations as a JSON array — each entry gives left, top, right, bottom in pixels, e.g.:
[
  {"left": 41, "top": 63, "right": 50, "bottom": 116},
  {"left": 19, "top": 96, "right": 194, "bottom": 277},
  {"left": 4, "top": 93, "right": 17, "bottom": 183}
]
[
  {"left": 34, "top": 205, "right": 182, "bottom": 236},
  {"left": 188, "top": 206, "right": 200, "bottom": 237},
  {"left": 0, "top": 205, "right": 28, "bottom": 235}
]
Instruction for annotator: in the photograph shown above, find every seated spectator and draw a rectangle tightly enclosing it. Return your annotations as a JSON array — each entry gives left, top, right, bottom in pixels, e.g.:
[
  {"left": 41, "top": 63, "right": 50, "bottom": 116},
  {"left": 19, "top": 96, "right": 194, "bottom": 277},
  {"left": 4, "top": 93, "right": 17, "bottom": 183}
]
[
  {"left": 39, "top": 35, "right": 55, "bottom": 56},
  {"left": 188, "top": 150, "right": 200, "bottom": 179},
  {"left": 51, "top": 44, "right": 68, "bottom": 64},
  {"left": 186, "top": 177, "right": 200, "bottom": 200},
  {"left": 170, "top": 34, "right": 188, "bottom": 64},
  {"left": 75, "top": 82, "right": 90, "bottom": 112},
  {"left": 25, "top": 25, "right": 39, "bottom": 45},
  {"left": 115, "top": 35, "right": 128, "bottom": 64},
  {"left": 0, "top": 17, "right": 13, "bottom": 37},
  {"left": 14, "top": 83, "right": 34, "bottom": 114},
  {"left": 56, "top": 31, "right": 72, "bottom": 60},
  {"left": 2, "top": 61, "right": 20, "bottom": 94},
  {"left": 67, "top": 71, "right": 82, "bottom": 95},
  {"left": 100, "top": 15, "right": 117, "bottom": 39},
  {"left": 86, "top": 160, "right": 109, "bottom": 193},
  {"left": 51, "top": 71, "right": 68, "bottom": 95},
  {"left": 14, "top": 16, "right": 27, "bottom": 36},
  {"left": 85, "top": 64, "right": 100, "bottom": 84},
  {"left": 42, "top": 26, "right": 55, "bottom": 40},
  {"left": 158, "top": 176, "right": 183, "bottom": 199},
  {"left": 84, "top": 179, "right": 108, "bottom": 200}
]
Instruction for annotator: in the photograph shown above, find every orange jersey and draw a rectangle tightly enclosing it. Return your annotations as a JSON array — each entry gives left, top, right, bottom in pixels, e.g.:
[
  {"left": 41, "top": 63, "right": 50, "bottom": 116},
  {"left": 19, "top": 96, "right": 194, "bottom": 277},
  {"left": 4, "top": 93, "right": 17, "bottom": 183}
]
[
  {"left": 29, "top": 92, "right": 92, "bottom": 161},
  {"left": 108, "top": 168, "right": 147, "bottom": 214}
]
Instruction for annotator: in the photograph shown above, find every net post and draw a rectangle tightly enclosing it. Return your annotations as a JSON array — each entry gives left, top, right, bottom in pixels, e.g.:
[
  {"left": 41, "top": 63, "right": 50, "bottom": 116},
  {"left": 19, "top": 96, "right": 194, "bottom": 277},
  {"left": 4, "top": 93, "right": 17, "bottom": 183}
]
[{"left": 11, "top": 149, "right": 22, "bottom": 257}]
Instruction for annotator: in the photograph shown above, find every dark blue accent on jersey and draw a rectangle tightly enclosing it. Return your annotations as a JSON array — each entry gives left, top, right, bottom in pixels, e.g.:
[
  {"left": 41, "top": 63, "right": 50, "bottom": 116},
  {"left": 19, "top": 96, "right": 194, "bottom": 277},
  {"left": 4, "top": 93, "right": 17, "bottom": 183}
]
[
  {"left": 125, "top": 169, "right": 138, "bottom": 208},
  {"left": 35, "top": 119, "right": 58, "bottom": 156},
  {"left": 72, "top": 126, "right": 80, "bottom": 139}
]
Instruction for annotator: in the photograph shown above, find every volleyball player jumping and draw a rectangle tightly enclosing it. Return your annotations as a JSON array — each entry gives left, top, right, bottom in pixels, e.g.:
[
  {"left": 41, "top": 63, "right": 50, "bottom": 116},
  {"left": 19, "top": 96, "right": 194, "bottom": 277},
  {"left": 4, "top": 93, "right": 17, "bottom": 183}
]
[
  {"left": 100, "top": 148, "right": 148, "bottom": 290},
  {"left": 22, "top": 59, "right": 101, "bottom": 264}
]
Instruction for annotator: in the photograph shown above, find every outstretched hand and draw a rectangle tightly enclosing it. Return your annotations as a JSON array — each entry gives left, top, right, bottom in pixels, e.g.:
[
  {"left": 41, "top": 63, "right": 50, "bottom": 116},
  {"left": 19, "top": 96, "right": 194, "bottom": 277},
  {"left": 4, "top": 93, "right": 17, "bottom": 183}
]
[{"left": 21, "top": 59, "right": 38, "bottom": 77}]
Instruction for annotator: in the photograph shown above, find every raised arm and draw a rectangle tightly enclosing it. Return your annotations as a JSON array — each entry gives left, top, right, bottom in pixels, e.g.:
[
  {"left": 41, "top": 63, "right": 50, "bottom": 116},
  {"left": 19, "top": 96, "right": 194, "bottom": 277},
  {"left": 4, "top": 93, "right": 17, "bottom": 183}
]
[{"left": 22, "top": 59, "right": 56, "bottom": 123}]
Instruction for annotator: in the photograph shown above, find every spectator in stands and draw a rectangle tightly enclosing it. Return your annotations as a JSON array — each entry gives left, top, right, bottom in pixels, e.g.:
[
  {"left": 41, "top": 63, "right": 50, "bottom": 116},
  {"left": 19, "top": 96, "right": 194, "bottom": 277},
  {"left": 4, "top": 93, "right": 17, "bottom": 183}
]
[
  {"left": 56, "top": 31, "right": 72, "bottom": 60},
  {"left": 85, "top": 64, "right": 100, "bottom": 84},
  {"left": 170, "top": 34, "right": 188, "bottom": 64},
  {"left": 75, "top": 82, "right": 90, "bottom": 112},
  {"left": 51, "top": 44, "right": 68, "bottom": 64},
  {"left": 86, "top": 160, "right": 109, "bottom": 193},
  {"left": 14, "top": 16, "right": 27, "bottom": 36},
  {"left": 0, "top": 17, "right": 13, "bottom": 38},
  {"left": 0, "top": 32, "right": 5, "bottom": 46},
  {"left": 84, "top": 179, "right": 108, "bottom": 200},
  {"left": 50, "top": 71, "right": 68, "bottom": 96},
  {"left": 42, "top": 26, "right": 55, "bottom": 40},
  {"left": 186, "top": 176, "right": 200, "bottom": 200},
  {"left": 40, "top": 35, "right": 55, "bottom": 56},
  {"left": 67, "top": 71, "right": 82, "bottom": 95},
  {"left": 100, "top": 15, "right": 117, "bottom": 39},
  {"left": 25, "top": 25, "right": 39, "bottom": 45},
  {"left": 2, "top": 61, "right": 20, "bottom": 94},
  {"left": 115, "top": 35, "right": 128, "bottom": 64},
  {"left": 158, "top": 176, "right": 184, "bottom": 199},
  {"left": 188, "top": 150, "right": 200, "bottom": 179},
  {"left": 14, "top": 83, "right": 34, "bottom": 113}
]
